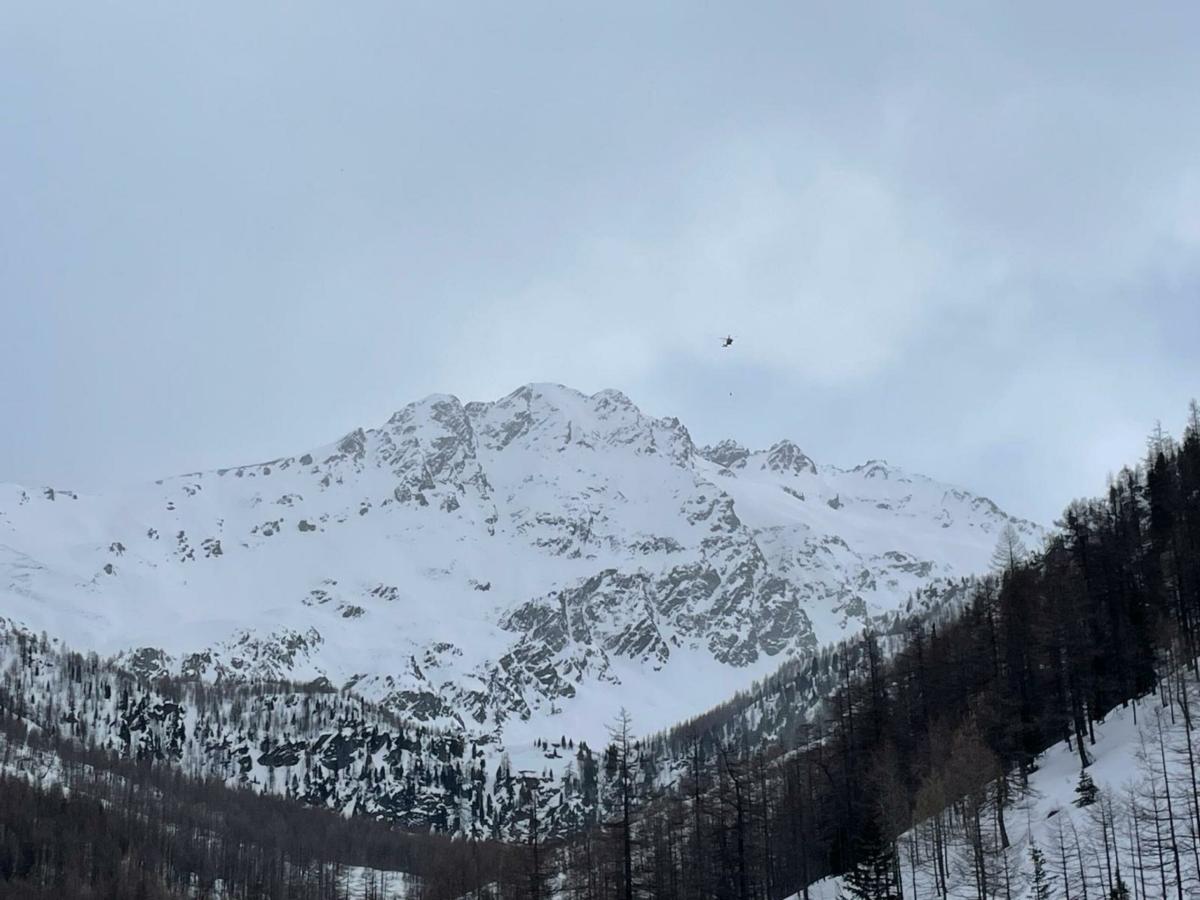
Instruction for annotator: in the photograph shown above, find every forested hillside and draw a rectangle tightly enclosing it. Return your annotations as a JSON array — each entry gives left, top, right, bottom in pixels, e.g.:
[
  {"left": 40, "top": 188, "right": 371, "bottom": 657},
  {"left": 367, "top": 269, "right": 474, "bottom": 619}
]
[
  {"left": 800, "top": 663, "right": 1200, "bottom": 899},
  {"left": 0, "top": 713, "right": 515, "bottom": 898},
  {"left": 0, "top": 622, "right": 607, "bottom": 841}
]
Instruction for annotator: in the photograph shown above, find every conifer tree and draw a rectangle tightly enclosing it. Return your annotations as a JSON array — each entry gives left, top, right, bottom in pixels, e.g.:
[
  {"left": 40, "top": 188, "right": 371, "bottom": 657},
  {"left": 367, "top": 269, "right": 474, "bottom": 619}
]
[
  {"left": 1074, "top": 769, "right": 1099, "bottom": 807},
  {"left": 991, "top": 522, "right": 1028, "bottom": 576},
  {"left": 1030, "top": 842, "right": 1054, "bottom": 900},
  {"left": 606, "top": 707, "right": 638, "bottom": 900},
  {"left": 840, "top": 818, "right": 902, "bottom": 900}
]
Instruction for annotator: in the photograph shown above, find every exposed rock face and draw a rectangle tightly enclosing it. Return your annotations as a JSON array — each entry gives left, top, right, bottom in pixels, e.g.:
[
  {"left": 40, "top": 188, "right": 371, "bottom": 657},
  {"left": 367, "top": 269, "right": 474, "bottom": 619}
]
[
  {"left": 0, "top": 383, "right": 1040, "bottom": 751},
  {"left": 764, "top": 440, "right": 818, "bottom": 476},
  {"left": 700, "top": 439, "right": 751, "bottom": 471}
]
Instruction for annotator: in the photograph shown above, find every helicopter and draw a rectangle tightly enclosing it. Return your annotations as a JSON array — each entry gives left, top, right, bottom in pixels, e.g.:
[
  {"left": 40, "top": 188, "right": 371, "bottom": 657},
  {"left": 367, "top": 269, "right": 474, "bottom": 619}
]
[{"left": 721, "top": 335, "right": 734, "bottom": 349}]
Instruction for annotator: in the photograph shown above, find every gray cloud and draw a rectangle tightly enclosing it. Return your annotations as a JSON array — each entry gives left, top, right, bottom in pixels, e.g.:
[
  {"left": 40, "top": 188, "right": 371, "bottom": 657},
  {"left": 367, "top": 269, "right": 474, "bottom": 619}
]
[{"left": 2, "top": 1, "right": 1198, "bottom": 524}]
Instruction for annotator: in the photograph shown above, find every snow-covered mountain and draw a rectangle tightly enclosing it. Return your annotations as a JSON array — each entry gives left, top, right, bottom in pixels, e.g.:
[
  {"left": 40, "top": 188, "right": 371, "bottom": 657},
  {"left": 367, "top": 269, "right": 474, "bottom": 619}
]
[{"left": 0, "top": 383, "right": 1039, "bottom": 752}]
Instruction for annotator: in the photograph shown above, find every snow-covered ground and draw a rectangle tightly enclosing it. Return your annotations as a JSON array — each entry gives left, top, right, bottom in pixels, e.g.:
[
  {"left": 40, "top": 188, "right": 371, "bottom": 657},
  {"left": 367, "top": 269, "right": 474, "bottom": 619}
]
[
  {"left": 797, "top": 676, "right": 1200, "bottom": 899},
  {"left": 340, "top": 865, "right": 413, "bottom": 899}
]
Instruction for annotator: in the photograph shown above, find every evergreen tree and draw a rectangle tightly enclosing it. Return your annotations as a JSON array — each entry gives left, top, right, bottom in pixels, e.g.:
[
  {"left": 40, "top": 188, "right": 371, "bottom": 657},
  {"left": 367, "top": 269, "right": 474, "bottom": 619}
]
[
  {"left": 1030, "top": 842, "right": 1054, "bottom": 900},
  {"left": 840, "top": 818, "right": 902, "bottom": 900},
  {"left": 1074, "top": 769, "right": 1099, "bottom": 807}
]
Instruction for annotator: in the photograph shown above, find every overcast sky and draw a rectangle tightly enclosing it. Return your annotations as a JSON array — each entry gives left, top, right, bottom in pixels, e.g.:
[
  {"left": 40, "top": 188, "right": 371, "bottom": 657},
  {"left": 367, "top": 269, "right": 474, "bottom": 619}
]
[{"left": 3, "top": 2, "right": 1198, "bottom": 524}]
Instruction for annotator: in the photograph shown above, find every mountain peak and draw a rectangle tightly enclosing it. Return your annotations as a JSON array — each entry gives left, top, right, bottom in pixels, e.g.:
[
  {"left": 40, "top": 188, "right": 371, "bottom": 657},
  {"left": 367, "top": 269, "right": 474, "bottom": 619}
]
[
  {"left": 387, "top": 392, "right": 466, "bottom": 426},
  {"left": 764, "top": 439, "right": 817, "bottom": 476}
]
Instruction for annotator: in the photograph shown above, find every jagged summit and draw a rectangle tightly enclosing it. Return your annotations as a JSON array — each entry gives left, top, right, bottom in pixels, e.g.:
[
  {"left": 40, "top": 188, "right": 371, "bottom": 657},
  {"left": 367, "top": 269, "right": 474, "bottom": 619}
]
[
  {"left": 0, "top": 383, "right": 1040, "bottom": 753},
  {"left": 765, "top": 439, "right": 817, "bottom": 476},
  {"left": 162, "top": 384, "right": 824, "bottom": 493},
  {"left": 699, "top": 439, "right": 751, "bottom": 469}
]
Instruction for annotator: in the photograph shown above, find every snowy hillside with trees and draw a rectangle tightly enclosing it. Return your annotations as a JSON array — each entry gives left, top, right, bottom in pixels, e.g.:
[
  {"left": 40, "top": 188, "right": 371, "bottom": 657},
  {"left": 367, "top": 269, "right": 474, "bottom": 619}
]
[
  {"left": 0, "top": 617, "right": 602, "bottom": 841},
  {"left": 802, "top": 670, "right": 1200, "bottom": 900}
]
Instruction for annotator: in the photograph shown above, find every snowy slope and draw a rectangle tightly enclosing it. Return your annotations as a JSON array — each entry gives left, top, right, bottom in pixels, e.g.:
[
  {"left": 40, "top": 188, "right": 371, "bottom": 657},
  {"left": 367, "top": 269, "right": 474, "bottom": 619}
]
[
  {"left": 0, "top": 384, "right": 1039, "bottom": 752},
  {"left": 798, "top": 679, "right": 1200, "bottom": 900}
]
